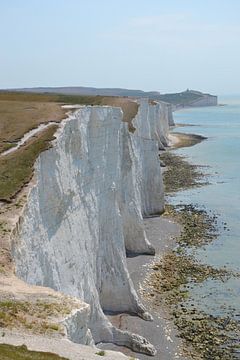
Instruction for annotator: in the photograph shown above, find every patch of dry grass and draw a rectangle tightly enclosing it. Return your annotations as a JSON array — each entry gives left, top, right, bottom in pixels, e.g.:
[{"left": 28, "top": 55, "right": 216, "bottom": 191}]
[
  {"left": 0, "top": 299, "right": 72, "bottom": 334},
  {"left": 100, "top": 97, "right": 139, "bottom": 130},
  {"left": 0, "top": 99, "right": 65, "bottom": 153}
]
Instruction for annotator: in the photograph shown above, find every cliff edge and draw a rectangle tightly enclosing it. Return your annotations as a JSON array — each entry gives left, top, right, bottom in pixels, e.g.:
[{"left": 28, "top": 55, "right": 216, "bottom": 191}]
[{"left": 0, "top": 98, "right": 173, "bottom": 358}]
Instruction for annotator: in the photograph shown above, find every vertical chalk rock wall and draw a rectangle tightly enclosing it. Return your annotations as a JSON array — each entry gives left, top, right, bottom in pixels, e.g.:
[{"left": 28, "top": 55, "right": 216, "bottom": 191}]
[
  {"left": 12, "top": 100, "right": 171, "bottom": 355},
  {"left": 167, "top": 103, "right": 175, "bottom": 127},
  {"left": 132, "top": 100, "right": 166, "bottom": 216}
]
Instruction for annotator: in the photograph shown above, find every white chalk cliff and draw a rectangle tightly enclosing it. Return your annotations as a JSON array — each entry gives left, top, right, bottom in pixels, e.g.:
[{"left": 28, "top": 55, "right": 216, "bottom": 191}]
[{"left": 12, "top": 99, "right": 172, "bottom": 356}]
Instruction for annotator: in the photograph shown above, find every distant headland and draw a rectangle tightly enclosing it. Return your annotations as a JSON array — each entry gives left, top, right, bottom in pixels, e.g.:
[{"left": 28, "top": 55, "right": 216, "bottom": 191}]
[
  {"left": 4, "top": 86, "right": 218, "bottom": 108},
  {"left": 158, "top": 89, "right": 218, "bottom": 108}
]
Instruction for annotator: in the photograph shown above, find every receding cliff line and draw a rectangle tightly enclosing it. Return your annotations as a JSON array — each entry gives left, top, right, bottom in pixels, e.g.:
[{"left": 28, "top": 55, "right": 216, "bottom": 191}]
[{"left": 11, "top": 99, "right": 172, "bottom": 355}]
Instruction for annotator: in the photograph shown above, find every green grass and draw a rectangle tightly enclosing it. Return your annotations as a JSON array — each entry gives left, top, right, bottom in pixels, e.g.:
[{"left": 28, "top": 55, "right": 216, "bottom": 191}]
[
  {"left": 96, "top": 350, "right": 106, "bottom": 356},
  {"left": 0, "top": 344, "right": 68, "bottom": 360},
  {"left": 0, "top": 125, "right": 58, "bottom": 201}
]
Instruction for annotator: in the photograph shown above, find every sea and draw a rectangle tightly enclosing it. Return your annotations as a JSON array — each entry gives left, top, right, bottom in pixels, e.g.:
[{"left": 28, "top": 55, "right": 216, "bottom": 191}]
[{"left": 171, "top": 96, "right": 240, "bottom": 321}]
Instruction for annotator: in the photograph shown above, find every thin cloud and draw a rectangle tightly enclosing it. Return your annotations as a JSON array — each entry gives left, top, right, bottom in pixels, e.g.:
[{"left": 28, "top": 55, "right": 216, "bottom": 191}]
[
  {"left": 129, "top": 13, "right": 190, "bottom": 29},
  {"left": 100, "top": 12, "right": 240, "bottom": 53}
]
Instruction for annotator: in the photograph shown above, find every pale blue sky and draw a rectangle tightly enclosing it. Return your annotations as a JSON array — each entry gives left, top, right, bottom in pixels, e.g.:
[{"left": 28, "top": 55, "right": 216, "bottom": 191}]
[{"left": 1, "top": 0, "right": 240, "bottom": 94}]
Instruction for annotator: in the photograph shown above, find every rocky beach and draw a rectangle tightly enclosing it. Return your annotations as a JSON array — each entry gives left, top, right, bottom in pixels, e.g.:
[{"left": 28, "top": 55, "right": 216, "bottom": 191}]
[{"left": 107, "top": 115, "right": 240, "bottom": 360}]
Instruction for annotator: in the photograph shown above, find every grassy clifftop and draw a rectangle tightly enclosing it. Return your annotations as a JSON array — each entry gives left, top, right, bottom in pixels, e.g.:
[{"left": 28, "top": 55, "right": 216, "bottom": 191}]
[{"left": 0, "top": 92, "right": 138, "bottom": 201}]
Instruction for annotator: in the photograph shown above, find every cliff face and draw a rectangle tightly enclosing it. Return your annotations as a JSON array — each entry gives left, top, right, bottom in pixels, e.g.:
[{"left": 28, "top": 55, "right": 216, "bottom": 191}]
[
  {"left": 12, "top": 100, "right": 171, "bottom": 355},
  {"left": 189, "top": 94, "right": 218, "bottom": 107}
]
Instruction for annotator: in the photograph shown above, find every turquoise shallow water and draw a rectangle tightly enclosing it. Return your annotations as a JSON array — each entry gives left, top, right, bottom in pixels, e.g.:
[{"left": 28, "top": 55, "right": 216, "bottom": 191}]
[{"left": 171, "top": 97, "right": 240, "bottom": 318}]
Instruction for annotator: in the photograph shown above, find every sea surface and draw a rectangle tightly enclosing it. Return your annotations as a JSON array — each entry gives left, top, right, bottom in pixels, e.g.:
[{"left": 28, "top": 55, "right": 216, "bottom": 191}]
[{"left": 171, "top": 96, "right": 240, "bottom": 319}]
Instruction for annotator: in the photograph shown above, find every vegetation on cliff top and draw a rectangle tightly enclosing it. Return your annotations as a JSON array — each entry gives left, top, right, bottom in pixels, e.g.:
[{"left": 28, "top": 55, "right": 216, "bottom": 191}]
[
  {"left": 0, "top": 92, "right": 138, "bottom": 150},
  {"left": 0, "top": 298, "right": 73, "bottom": 334},
  {"left": 0, "top": 92, "right": 138, "bottom": 201},
  {"left": 0, "top": 125, "right": 58, "bottom": 201}
]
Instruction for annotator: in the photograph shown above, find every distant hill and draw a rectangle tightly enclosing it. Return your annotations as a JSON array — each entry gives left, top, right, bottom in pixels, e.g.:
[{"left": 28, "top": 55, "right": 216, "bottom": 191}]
[
  {"left": 11, "top": 86, "right": 160, "bottom": 98},
  {"left": 4, "top": 87, "right": 217, "bottom": 107},
  {"left": 158, "top": 90, "right": 218, "bottom": 107}
]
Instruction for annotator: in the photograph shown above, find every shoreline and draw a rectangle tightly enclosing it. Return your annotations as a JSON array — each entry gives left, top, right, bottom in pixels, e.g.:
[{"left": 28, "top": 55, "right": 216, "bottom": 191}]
[
  {"left": 101, "top": 132, "right": 203, "bottom": 359},
  {"left": 150, "top": 129, "right": 239, "bottom": 359},
  {"left": 168, "top": 132, "right": 206, "bottom": 149},
  {"left": 102, "top": 216, "right": 187, "bottom": 360}
]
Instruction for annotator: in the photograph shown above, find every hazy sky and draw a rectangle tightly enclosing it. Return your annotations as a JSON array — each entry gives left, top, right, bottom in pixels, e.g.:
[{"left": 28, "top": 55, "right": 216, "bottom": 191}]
[{"left": 1, "top": 0, "right": 240, "bottom": 94}]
